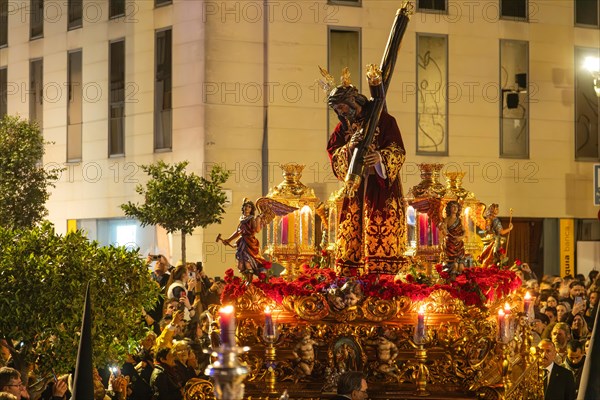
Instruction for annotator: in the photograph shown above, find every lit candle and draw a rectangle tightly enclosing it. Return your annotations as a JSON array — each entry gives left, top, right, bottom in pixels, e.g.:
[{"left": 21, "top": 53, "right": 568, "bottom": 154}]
[
  {"left": 281, "top": 216, "right": 289, "bottom": 244},
  {"left": 219, "top": 305, "right": 236, "bottom": 348},
  {"left": 524, "top": 292, "right": 532, "bottom": 317},
  {"left": 418, "top": 214, "right": 427, "bottom": 245},
  {"left": 503, "top": 303, "right": 511, "bottom": 340},
  {"left": 417, "top": 305, "right": 426, "bottom": 339},
  {"left": 498, "top": 309, "right": 506, "bottom": 341},
  {"left": 264, "top": 306, "right": 275, "bottom": 337}
]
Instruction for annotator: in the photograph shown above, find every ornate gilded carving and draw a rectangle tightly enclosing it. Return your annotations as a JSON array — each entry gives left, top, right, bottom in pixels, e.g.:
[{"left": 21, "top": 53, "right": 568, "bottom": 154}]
[
  {"left": 224, "top": 281, "right": 537, "bottom": 399},
  {"left": 407, "top": 163, "right": 446, "bottom": 199},
  {"left": 361, "top": 297, "right": 397, "bottom": 321},
  {"left": 291, "top": 294, "right": 330, "bottom": 321},
  {"left": 184, "top": 379, "right": 215, "bottom": 400},
  {"left": 234, "top": 286, "right": 275, "bottom": 313}
]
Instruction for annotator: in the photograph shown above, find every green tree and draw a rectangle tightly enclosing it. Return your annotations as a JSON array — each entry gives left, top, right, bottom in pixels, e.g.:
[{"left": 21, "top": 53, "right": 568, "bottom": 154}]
[
  {"left": 0, "top": 222, "right": 160, "bottom": 389},
  {"left": 121, "top": 161, "right": 230, "bottom": 265},
  {"left": 0, "top": 115, "right": 63, "bottom": 229}
]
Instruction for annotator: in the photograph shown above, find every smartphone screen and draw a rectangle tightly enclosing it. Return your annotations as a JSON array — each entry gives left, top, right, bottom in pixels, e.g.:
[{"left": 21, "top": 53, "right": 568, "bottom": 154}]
[{"left": 575, "top": 296, "right": 583, "bottom": 305}]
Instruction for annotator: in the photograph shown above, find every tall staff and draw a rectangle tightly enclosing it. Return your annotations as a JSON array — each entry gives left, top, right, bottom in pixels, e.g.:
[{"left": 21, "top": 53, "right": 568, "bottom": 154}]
[{"left": 343, "top": 3, "right": 412, "bottom": 197}]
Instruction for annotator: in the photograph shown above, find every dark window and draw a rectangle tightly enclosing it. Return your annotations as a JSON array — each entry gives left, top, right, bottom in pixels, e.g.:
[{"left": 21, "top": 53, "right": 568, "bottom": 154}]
[
  {"left": 154, "top": 28, "right": 172, "bottom": 151},
  {"left": 68, "top": 0, "right": 82, "bottom": 29},
  {"left": 575, "top": 0, "right": 599, "bottom": 26},
  {"left": 0, "top": 67, "right": 7, "bottom": 118},
  {"left": 155, "top": 0, "right": 171, "bottom": 6},
  {"left": 0, "top": 0, "right": 8, "bottom": 47},
  {"left": 417, "top": 0, "right": 446, "bottom": 12},
  {"left": 574, "top": 47, "right": 600, "bottom": 160},
  {"left": 328, "top": 28, "right": 361, "bottom": 135},
  {"left": 29, "top": 59, "right": 43, "bottom": 128},
  {"left": 501, "top": 0, "right": 528, "bottom": 20},
  {"left": 67, "top": 51, "right": 82, "bottom": 162},
  {"left": 30, "top": 0, "right": 44, "bottom": 39},
  {"left": 328, "top": 0, "right": 361, "bottom": 6},
  {"left": 109, "top": 40, "right": 125, "bottom": 156},
  {"left": 110, "top": 0, "right": 126, "bottom": 18}
]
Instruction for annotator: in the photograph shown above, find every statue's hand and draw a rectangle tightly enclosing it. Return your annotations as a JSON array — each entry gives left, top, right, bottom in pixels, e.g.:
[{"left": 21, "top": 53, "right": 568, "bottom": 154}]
[
  {"left": 364, "top": 145, "right": 382, "bottom": 167},
  {"left": 348, "top": 129, "right": 364, "bottom": 151}
]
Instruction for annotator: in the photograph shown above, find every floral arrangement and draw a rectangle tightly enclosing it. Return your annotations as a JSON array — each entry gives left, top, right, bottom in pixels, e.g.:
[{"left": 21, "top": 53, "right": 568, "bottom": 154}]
[{"left": 222, "top": 263, "right": 522, "bottom": 308}]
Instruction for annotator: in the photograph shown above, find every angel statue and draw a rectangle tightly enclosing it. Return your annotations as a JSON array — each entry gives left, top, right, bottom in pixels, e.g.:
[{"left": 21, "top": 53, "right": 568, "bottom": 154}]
[
  {"left": 217, "top": 197, "right": 296, "bottom": 279},
  {"left": 438, "top": 200, "right": 466, "bottom": 267},
  {"left": 477, "top": 203, "right": 513, "bottom": 267}
]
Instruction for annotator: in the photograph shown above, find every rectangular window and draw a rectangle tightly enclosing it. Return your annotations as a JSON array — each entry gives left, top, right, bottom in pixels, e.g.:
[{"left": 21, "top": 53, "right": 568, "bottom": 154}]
[
  {"left": 76, "top": 218, "right": 156, "bottom": 251},
  {"left": 575, "top": 47, "right": 600, "bottom": 160},
  {"left": 417, "top": 0, "right": 446, "bottom": 12},
  {"left": 30, "top": 0, "right": 44, "bottom": 39},
  {"left": 68, "top": 0, "right": 82, "bottom": 29},
  {"left": 500, "top": 40, "right": 529, "bottom": 158},
  {"left": 110, "top": 0, "right": 126, "bottom": 18},
  {"left": 501, "top": 0, "right": 527, "bottom": 20},
  {"left": 29, "top": 59, "right": 43, "bottom": 129},
  {"left": 0, "top": 67, "right": 7, "bottom": 118},
  {"left": 67, "top": 51, "right": 82, "bottom": 162},
  {"left": 327, "top": 28, "right": 361, "bottom": 134},
  {"left": 154, "top": 28, "right": 172, "bottom": 151},
  {"left": 0, "top": 0, "right": 8, "bottom": 47},
  {"left": 575, "top": 0, "right": 599, "bottom": 27},
  {"left": 328, "top": 0, "right": 361, "bottom": 6},
  {"left": 416, "top": 33, "right": 448, "bottom": 155},
  {"left": 110, "top": 40, "right": 125, "bottom": 156},
  {"left": 155, "top": 0, "right": 171, "bottom": 6}
]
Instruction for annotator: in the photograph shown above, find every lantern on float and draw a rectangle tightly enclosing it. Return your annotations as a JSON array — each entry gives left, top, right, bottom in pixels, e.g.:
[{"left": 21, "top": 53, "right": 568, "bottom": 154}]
[{"left": 264, "top": 163, "right": 319, "bottom": 277}]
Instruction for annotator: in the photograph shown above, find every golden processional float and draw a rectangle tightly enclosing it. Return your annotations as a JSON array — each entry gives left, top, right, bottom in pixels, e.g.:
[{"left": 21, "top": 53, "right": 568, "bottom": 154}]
[
  {"left": 188, "top": 162, "right": 541, "bottom": 400},
  {"left": 193, "top": 164, "right": 543, "bottom": 400},
  {"left": 186, "top": 3, "right": 544, "bottom": 400}
]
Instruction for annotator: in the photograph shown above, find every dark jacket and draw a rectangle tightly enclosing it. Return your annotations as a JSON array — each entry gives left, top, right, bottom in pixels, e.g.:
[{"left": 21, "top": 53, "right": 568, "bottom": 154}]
[
  {"left": 545, "top": 362, "right": 576, "bottom": 400},
  {"left": 150, "top": 363, "right": 182, "bottom": 400}
]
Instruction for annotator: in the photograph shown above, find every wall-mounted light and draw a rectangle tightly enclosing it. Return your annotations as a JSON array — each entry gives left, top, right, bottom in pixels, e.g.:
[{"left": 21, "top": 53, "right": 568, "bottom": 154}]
[{"left": 583, "top": 56, "right": 600, "bottom": 97}]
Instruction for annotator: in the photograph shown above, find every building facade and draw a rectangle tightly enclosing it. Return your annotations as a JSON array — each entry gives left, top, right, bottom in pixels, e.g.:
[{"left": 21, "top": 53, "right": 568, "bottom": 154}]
[{"left": 0, "top": 0, "right": 599, "bottom": 277}]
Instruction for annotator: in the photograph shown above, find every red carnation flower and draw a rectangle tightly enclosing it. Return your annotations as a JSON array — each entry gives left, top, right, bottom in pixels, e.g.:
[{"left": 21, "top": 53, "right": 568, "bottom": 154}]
[{"left": 264, "top": 262, "right": 272, "bottom": 270}]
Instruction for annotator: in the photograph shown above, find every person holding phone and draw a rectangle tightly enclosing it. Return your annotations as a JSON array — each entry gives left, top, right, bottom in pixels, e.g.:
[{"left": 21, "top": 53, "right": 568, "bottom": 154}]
[{"left": 165, "top": 266, "right": 194, "bottom": 321}]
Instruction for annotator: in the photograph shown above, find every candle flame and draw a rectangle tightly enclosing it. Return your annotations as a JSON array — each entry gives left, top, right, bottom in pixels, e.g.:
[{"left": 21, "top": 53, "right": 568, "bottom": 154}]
[
  {"left": 504, "top": 302, "right": 511, "bottom": 311},
  {"left": 524, "top": 291, "right": 531, "bottom": 300},
  {"left": 498, "top": 309, "right": 505, "bottom": 317},
  {"left": 419, "top": 305, "right": 426, "bottom": 314},
  {"left": 220, "top": 305, "right": 234, "bottom": 314},
  {"left": 265, "top": 306, "right": 272, "bottom": 314}
]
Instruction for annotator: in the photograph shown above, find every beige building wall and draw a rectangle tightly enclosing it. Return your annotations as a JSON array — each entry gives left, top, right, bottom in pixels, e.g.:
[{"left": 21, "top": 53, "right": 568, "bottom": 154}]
[{"left": 1, "top": 0, "right": 598, "bottom": 276}]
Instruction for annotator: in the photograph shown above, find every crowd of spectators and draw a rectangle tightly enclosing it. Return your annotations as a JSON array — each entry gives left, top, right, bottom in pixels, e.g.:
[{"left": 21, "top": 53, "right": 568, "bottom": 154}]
[
  {"left": 1, "top": 256, "right": 598, "bottom": 400},
  {"left": 1, "top": 256, "right": 226, "bottom": 400},
  {"left": 520, "top": 265, "right": 599, "bottom": 397}
]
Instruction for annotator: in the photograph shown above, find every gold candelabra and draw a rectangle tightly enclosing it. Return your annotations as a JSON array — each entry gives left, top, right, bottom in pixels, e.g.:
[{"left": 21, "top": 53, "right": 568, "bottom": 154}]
[
  {"left": 263, "top": 314, "right": 279, "bottom": 395},
  {"left": 413, "top": 307, "right": 430, "bottom": 397}
]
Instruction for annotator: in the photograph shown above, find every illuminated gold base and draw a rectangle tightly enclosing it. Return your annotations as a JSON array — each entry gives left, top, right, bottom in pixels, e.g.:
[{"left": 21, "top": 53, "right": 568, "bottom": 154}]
[{"left": 203, "top": 286, "right": 543, "bottom": 400}]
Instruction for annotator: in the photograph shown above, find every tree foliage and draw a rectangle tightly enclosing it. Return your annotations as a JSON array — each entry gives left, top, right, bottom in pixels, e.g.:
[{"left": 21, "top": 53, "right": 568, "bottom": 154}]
[
  {"left": 0, "top": 115, "right": 63, "bottom": 229},
  {"left": 0, "top": 222, "right": 160, "bottom": 384},
  {"left": 120, "top": 161, "right": 230, "bottom": 264}
]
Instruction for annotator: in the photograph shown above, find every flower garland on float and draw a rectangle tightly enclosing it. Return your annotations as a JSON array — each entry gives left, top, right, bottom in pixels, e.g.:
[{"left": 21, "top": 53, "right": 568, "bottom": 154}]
[{"left": 222, "top": 262, "right": 522, "bottom": 309}]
